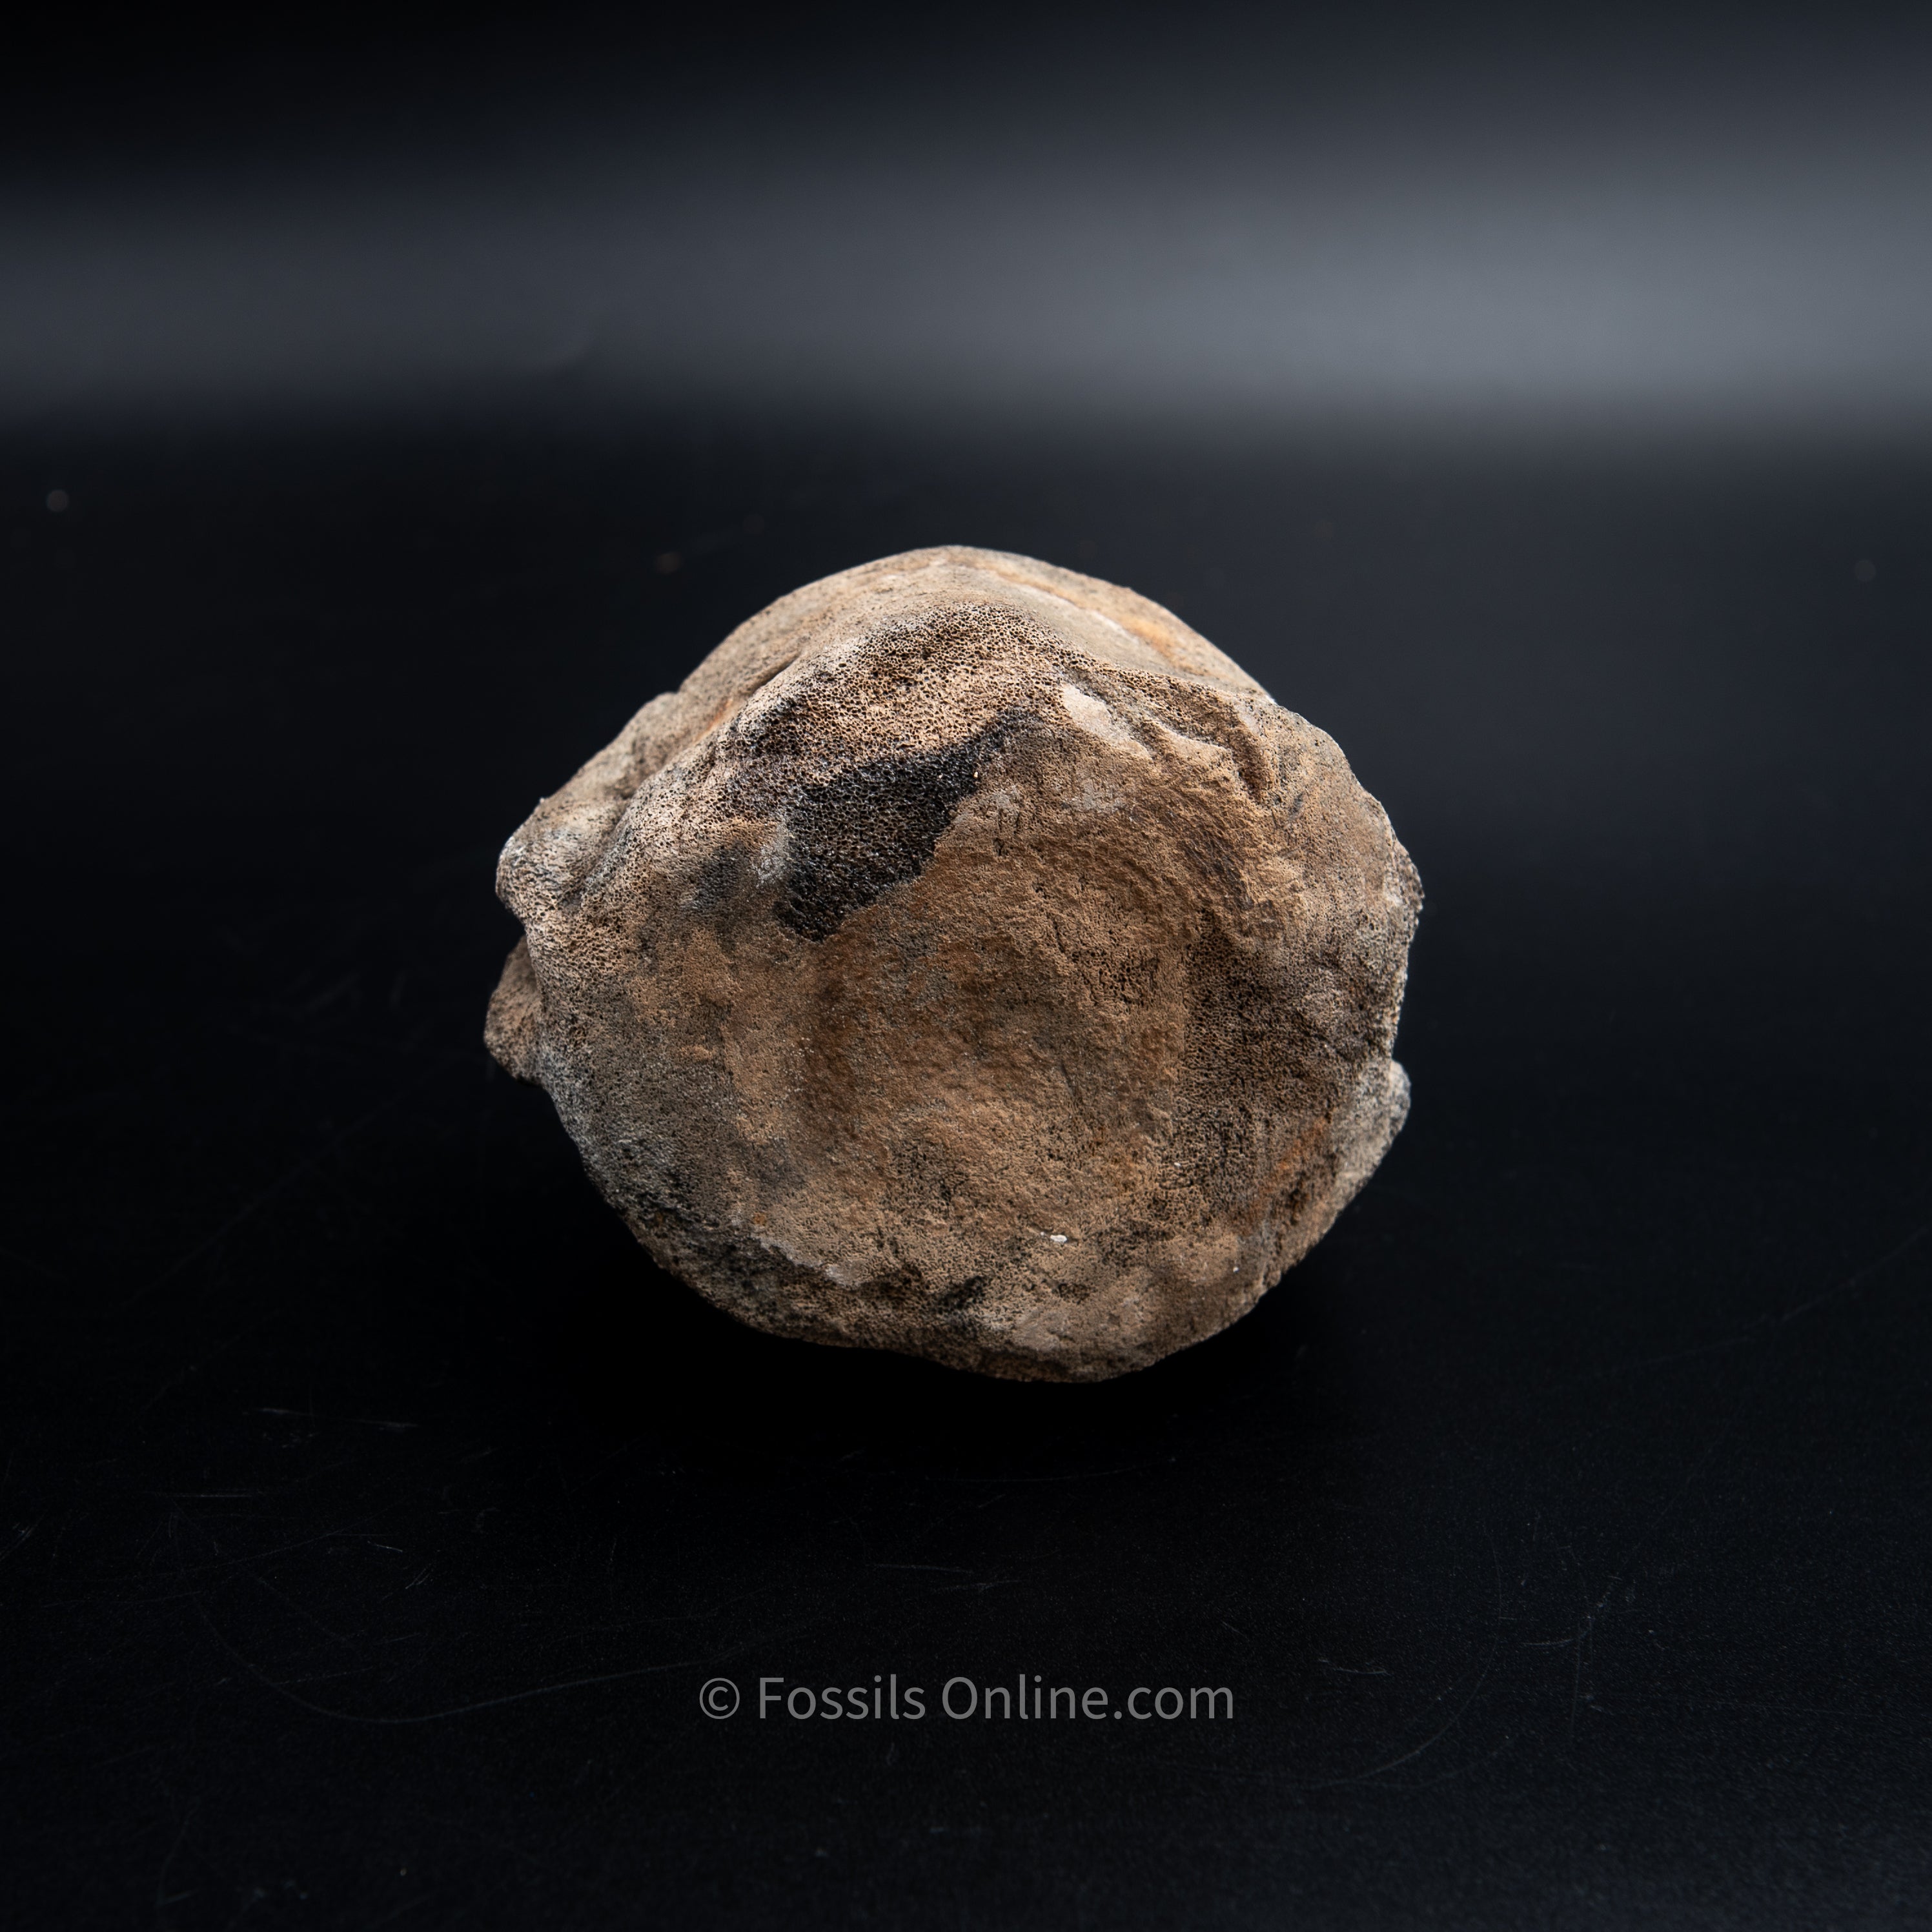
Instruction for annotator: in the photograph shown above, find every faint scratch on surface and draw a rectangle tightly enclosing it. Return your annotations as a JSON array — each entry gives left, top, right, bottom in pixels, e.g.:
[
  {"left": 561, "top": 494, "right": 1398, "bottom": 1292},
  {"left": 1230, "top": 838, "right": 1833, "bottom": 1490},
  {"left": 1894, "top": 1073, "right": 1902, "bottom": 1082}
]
[
  {"left": 1559, "top": 1215, "right": 1931, "bottom": 1745},
  {"left": 1778, "top": 1223, "right": 1927, "bottom": 1327},
  {"left": 153, "top": 1801, "right": 198, "bottom": 1917},
  {"left": 190, "top": 1594, "right": 841, "bottom": 1728},
  {"left": 0, "top": 1518, "right": 41, "bottom": 1564},
  {"left": 112, "top": 1068, "right": 444, "bottom": 1314},
  {"left": 1315, "top": 1520, "right": 1507, "bottom": 1791}
]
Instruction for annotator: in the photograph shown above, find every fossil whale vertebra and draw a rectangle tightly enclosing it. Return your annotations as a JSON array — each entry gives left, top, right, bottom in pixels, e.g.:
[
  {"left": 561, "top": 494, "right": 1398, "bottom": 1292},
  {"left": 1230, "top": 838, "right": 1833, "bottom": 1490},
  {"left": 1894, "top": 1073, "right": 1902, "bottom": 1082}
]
[{"left": 487, "top": 547, "right": 1419, "bottom": 1380}]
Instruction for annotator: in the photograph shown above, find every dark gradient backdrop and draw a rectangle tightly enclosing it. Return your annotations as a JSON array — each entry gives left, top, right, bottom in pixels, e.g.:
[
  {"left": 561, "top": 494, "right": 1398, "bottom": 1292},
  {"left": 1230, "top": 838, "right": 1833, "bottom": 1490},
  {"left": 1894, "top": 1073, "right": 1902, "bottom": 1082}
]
[
  {"left": 8, "top": 4, "right": 1932, "bottom": 432},
  {"left": 5, "top": 6, "right": 1929, "bottom": 1929}
]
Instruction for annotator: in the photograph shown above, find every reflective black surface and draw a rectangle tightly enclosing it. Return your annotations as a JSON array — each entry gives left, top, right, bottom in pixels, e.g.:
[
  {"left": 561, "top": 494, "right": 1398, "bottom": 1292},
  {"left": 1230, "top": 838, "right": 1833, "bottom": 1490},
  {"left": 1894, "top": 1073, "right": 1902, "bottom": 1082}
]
[{"left": 4, "top": 411, "right": 1927, "bottom": 1926}]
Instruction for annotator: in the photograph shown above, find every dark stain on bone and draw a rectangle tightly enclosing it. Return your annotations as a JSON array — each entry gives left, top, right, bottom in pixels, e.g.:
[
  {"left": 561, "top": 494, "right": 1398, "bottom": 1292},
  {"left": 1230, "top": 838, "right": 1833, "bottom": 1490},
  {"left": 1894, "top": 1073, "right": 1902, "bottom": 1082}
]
[{"left": 776, "top": 715, "right": 1024, "bottom": 941}]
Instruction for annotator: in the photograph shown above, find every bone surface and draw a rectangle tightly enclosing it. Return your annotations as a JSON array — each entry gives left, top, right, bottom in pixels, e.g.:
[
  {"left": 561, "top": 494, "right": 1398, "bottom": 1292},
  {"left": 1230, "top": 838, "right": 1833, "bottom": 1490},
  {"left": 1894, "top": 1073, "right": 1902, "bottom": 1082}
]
[{"left": 487, "top": 547, "right": 1420, "bottom": 1380}]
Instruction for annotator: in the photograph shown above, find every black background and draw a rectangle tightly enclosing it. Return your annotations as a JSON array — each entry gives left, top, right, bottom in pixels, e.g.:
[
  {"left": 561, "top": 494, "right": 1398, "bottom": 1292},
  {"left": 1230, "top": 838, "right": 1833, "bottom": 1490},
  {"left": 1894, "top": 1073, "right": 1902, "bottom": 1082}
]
[{"left": 5, "top": 6, "right": 1930, "bottom": 1927}]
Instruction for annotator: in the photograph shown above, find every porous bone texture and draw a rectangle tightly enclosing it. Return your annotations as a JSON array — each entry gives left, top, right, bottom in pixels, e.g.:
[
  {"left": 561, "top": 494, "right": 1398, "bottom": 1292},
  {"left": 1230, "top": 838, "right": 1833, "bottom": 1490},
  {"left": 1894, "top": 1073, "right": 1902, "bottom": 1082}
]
[{"left": 487, "top": 547, "right": 1420, "bottom": 1381}]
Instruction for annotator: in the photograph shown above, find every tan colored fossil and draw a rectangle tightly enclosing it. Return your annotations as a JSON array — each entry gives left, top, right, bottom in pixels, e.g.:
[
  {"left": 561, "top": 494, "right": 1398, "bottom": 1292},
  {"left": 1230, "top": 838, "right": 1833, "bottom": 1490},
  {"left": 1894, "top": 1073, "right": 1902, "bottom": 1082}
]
[{"left": 487, "top": 547, "right": 1419, "bottom": 1380}]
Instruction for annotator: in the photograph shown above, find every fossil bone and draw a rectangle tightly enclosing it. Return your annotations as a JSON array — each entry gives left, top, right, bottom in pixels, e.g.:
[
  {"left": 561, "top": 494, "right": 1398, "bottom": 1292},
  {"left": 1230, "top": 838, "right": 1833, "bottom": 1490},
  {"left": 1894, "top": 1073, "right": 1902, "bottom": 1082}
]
[{"left": 487, "top": 547, "right": 1419, "bottom": 1380}]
